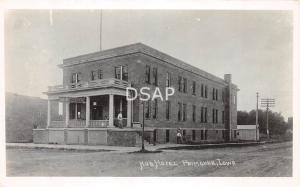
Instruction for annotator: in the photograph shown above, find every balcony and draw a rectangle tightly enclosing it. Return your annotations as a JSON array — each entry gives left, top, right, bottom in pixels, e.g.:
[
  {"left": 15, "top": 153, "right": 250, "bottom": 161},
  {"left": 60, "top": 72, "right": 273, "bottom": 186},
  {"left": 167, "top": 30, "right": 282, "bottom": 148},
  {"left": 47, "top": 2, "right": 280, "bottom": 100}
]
[{"left": 47, "top": 78, "right": 130, "bottom": 93}]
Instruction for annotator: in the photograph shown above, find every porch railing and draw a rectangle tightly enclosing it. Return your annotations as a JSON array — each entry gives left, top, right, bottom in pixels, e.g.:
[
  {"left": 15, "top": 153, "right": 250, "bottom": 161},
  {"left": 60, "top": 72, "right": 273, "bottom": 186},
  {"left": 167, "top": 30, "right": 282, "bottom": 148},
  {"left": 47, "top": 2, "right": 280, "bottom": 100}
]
[
  {"left": 68, "top": 119, "right": 86, "bottom": 128},
  {"left": 48, "top": 78, "right": 130, "bottom": 92},
  {"left": 89, "top": 120, "right": 109, "bottom": 128}
]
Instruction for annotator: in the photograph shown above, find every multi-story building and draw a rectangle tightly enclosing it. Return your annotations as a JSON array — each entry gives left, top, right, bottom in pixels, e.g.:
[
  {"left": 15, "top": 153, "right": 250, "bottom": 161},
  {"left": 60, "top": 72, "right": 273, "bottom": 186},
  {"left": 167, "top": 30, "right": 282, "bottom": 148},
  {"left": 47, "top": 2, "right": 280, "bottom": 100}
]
[{"left": 33, "top": 43, "right": 239, "bottom": 146}]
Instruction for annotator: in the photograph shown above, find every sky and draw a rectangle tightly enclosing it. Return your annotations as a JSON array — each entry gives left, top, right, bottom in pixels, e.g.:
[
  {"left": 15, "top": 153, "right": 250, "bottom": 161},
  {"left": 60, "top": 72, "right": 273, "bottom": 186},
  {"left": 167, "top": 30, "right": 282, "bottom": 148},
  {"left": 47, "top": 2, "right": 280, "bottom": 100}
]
[{"left": 4, "top": 10, "right": 293, "bottom": 120}]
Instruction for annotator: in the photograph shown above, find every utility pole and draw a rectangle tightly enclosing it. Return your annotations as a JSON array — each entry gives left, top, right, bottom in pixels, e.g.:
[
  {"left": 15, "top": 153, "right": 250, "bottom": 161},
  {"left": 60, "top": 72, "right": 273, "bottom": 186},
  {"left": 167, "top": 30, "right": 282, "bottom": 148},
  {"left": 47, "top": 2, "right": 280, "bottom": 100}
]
[
  {"left": 261, "top": 98, "right": 275, "bottom": 140},
  {"left": 256, "top": 92, "right": 259, "bottom": 141},
  {"left": 141, "top": 100, "right": 145, "bottom": 152}
]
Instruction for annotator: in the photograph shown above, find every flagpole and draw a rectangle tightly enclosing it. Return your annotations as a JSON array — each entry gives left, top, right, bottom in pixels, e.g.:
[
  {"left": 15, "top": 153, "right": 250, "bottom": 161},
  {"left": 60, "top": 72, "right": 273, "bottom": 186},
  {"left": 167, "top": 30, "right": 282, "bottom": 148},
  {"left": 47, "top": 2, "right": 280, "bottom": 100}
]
[{"left": 100, "top": 9, "right": 103, "bottom": 51}]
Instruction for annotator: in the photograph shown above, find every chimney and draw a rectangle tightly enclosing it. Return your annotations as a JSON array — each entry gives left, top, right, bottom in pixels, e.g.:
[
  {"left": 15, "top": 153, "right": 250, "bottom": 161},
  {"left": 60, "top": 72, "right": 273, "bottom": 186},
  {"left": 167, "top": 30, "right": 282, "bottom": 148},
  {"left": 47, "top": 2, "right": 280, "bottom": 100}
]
[{"left": 224, "top": 74, "right": 232, "bottom": 83}]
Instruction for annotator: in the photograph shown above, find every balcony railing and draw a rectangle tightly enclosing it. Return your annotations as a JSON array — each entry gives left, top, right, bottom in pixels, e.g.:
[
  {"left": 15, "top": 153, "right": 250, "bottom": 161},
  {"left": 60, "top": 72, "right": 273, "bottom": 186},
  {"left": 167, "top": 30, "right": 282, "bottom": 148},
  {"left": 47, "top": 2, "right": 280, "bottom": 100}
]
[{"left": 48, "top": 78, "right": 130, "bottom": 93}]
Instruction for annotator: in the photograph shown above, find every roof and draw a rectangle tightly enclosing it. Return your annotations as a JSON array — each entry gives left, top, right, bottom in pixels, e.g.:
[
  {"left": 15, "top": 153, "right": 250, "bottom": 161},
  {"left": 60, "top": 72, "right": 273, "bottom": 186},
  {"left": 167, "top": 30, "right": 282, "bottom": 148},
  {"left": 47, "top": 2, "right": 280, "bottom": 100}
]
[{"left": 61, "top": 43, "right": 234, "bottom": 86}]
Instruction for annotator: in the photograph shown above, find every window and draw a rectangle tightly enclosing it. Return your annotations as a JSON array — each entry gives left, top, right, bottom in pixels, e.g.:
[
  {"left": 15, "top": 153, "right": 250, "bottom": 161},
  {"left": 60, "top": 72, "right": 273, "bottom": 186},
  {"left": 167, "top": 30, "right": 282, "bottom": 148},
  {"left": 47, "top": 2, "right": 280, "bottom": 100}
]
[
  {"left": 201, "top": 107, "right": 204, "bottom": 123},
  {"left": 234, "top": 130, "right": 237, "bottom": 138},
  {"left": 98, "top": 69, "right": 103, "bottom": 79},
  {"left": 166, "top": 72, "right": 171, "bottom": 87},
  {"left": 205, "top": 130, "right": 208, "bottom": 140},
  {"left": 145, "top": 65, "right": 151, "bottom": 84},
  {"left": 122, "top": 66, "right": 128, "bottom": 81},
  {"left": 91, "top": 71, "right": 97, "bottom": 81},
  {"left": 201, "top": 130, "right": 204, "bottom": 140},
  {"left": 115, "top": 65, "right": 128, "bottom": 81},
  {"left": 183, "top": 78, "right": 187, "bottom": 93},
  {"left": 222, "top": 130, "right": 226, "bottom": 139},
  {"left": 192, "top": 81, "right": 196, "bottom": 95},
  {"left": 201, "top": 84, "right": 204, "bottom": 97},
  {"left": 233, "top": 95, "right": 236, "bottom": 104},
  {"left": 192, "top": 130, "right": 196, "bottom": 141},
  {"left": 145, "top": 100, "right": 151, "bottom": 119},
  {"left": 204, "top": 107, "right": 207, "bottom": 123},
  {"left": 212, "top": 109, "right": 218, "bottom": 124},
  {"left": 71, "top": 73, "right": 81, "bottom": 84},
  {"left": 178, "top": 102, "right": 182, "bottom": 121},
  {"left": 183, "top": 104, "right": 187, "bottom": 121},
  {"left": 205, "top": 85, "right": 208, "bottom": 98},
  {"left": 166, "top": 101, "right": 170, "bottom": 120},
  {"left": 183, "top": 130, "right": 186, "bottom": 137},
  {"left": 71, "top": 73, "right": 76, "bottom": 83},
  {"left": 222, "top": 111, "right": 225, "bottom": 124},
  {"left": 153, "top": 67, "right": 158, "bottom": 86},
  {"left": 153, "top": 99, "right": 158, "bottom": 119},
  {"left": 91, "top": 69, "right": 103, "bottom": 81},
  {"left": 212, "top": 88, "right": 218, "bottom": 100},
  {"left": 216, "top": 109, "right": 218, "bottom": 123},
  {"left": 166, "top": 130, "right": 170, "bottom": 143},
  {"left": 212, "top": 109, "right": 215, "bottom": 123},
  {"left": 115, "top": 66, "right": 121, "bottom": 80},
  {"left": 178, "top": 76, "right": 182, "bottom": 91},
  {"left": 192, "top": 105, "right": 196, "bottom": 122}
]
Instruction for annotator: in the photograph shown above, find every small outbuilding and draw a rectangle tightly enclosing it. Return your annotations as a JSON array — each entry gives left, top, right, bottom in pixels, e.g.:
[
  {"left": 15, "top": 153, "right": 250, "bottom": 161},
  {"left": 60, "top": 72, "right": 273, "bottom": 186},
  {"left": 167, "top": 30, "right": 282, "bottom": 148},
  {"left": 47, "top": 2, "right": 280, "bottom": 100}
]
[{"left": 237, "top": 125, "right": 259, "bottom": 141}]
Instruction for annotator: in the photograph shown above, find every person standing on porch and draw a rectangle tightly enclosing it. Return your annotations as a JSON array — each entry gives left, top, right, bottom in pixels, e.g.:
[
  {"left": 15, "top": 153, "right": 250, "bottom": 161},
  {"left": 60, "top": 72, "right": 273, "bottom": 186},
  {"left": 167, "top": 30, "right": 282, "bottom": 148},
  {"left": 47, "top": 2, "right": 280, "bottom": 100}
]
[
  {"left": 177, "top": 128, "right": 182, "bottom": 144},
  {"left": 117, "top": 112, "right": 123, "bottom": 128}
]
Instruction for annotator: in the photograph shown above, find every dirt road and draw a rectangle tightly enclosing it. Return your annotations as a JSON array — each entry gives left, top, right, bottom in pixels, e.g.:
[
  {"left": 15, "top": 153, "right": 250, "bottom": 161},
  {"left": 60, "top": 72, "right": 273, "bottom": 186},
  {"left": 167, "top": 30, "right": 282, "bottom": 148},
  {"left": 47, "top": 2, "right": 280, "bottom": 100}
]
[{"left": 6, "top": 141, "right": 292, "bottom": 176}]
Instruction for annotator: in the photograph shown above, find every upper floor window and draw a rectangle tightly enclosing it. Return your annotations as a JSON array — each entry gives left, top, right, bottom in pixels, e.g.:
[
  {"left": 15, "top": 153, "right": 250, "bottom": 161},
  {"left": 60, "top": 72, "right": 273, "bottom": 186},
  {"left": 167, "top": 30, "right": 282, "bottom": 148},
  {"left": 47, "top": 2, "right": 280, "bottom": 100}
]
[
  {"left": 201, "top": 84, "right": 204, "bottom": 97},
  {"left": 166, "top": 72, "right": 171, "bottom": 87},
  {"left": 145, "top": 100, "right": 151, "bottom": 119},
  {"left": 183, "top": 103, "right": 187, "bottom": 121},
  {"left": 145, "top": 65, "right": 151, "bottom": 84},
  {"left": 201, "top": 107, "right": 208, "bottom": 123},
  {"left": 192, "top": 105, "right": 196, "bottom": 122},
  {"left": 71, "top": 72, "right": 81, "bottom": 84},
  {"left": 91, "top": 69, "right": 103, "bottom": 81},
  {"left": 212, "top": 109, "right": 218, "bottom": 124},
  {"left": 213, "top": 88, "right": 218, "bottom": 100},
  {"left": 178, "top": 76, "right": 182, "bottom": 92},
  {"left": 192, "top": 81, "right": 196, "bottom": 95},
  {"left": 153, "top": 67, "right": 158, "bottom": 86},
  {"left": 222, "top": 110, "right": 225, "bottom": 124},
  {"left": 115, "top": 65, "right": 128, "bottom": 81},
  {"left": 183, "top": 78, "right": 187, "bottom": 93},
  {"left": 153, "top": 99, "right": 158, "bottom": 119},
  {"left": 178, "top": 102, "right": 182, "bottom": 121},
  {"left": 205, "top": 85, "right": 208, "bottom": 98},
  {"left": 166, "top": 100, "right": 171, "bottom": 120}
]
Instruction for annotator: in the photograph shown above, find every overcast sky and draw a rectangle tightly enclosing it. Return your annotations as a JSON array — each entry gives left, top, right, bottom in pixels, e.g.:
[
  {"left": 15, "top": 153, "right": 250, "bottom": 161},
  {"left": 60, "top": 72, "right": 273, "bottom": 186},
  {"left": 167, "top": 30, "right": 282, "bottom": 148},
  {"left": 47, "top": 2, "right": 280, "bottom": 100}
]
[{"left": 4, "top": 10, "right": 293, "bottom": 120}]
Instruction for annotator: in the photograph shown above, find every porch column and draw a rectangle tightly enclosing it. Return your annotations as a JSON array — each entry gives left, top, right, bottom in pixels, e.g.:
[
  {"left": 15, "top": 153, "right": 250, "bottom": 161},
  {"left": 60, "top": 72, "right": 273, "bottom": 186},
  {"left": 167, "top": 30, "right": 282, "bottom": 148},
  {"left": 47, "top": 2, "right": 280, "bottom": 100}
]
[
  {"left": 47, "top": 99, "right": 51, "bottom": 128},
  {"left": 65, "top": 98, "right": 70, "bottom": 128},
  {"left": 127, "top": 99, "right": 132, "bottom": 127},
  {"left": 86, "top": 96, "right": 90, "bottom": 127},
  {"left": 109, "top": 94, "right": 114, "bottom": 127}
]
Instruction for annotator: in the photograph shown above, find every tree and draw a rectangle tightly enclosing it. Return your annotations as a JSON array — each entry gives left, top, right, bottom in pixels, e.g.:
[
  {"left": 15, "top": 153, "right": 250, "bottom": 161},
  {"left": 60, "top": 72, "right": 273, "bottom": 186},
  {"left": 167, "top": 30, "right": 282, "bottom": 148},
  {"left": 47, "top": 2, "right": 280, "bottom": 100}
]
[{"left": 237, "top": 109, "right": 288, "bottom": 136}]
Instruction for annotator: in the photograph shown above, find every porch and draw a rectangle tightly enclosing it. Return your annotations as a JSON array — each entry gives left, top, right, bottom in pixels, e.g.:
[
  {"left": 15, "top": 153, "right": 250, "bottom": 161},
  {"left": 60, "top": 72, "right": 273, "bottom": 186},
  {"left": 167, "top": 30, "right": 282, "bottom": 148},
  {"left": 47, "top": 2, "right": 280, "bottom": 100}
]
[{"left": 47, "top": 94, "right": 132, "bottom": 129}]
